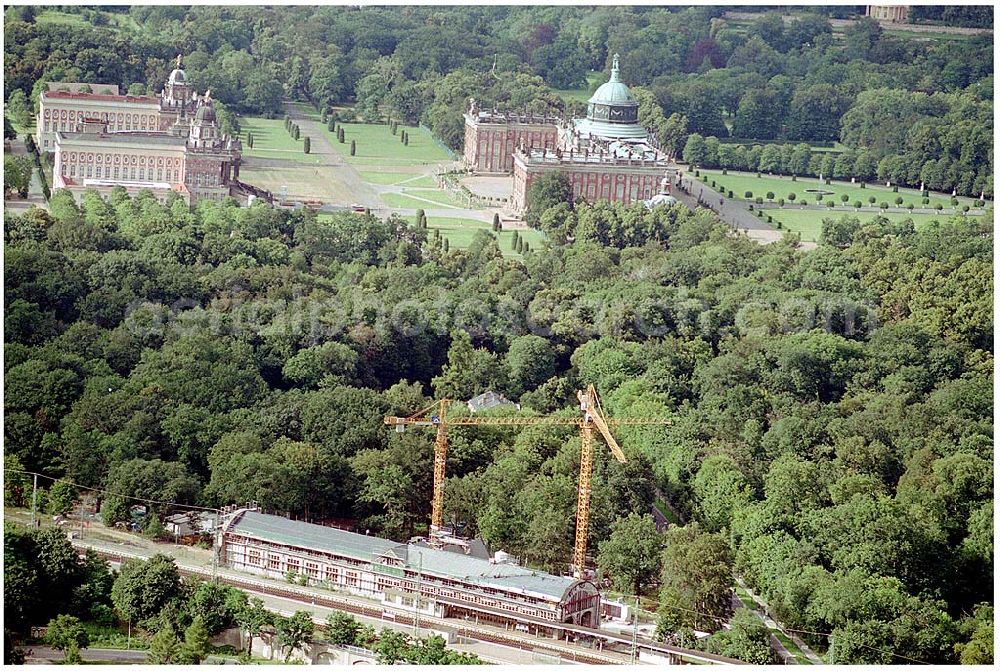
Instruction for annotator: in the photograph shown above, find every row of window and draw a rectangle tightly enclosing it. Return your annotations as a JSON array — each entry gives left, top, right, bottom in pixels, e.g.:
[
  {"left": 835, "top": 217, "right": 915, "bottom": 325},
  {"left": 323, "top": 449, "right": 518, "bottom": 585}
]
[
  {"left": 64, "top": 152, "right": 181, "bottom": 167},
  {"left": 570, "top": 182, "right": 649, "bottom": 202},
  {"left": 45, "top": 119, "right": 156, "bottom": 133},
  {"left": 229, "top": 537, "right": 569, "bottom": 619},
  {"left": 61, "top": 163, "right": 180, "bottom": 183},
  {"left": 45, "top": 108, "right": 155, "bottom": 122}
]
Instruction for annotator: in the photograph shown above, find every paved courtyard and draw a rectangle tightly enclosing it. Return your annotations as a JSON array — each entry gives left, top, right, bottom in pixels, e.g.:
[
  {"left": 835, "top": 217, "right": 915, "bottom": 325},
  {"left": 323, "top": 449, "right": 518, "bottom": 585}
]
[{"left": 461, "top": 174, "right": 514, "bottom": 199}]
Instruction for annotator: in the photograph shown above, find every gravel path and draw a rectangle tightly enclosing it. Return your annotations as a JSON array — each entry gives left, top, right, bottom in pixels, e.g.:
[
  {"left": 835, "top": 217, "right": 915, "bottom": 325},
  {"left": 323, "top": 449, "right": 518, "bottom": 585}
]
[{"left": 284, "top": 103, "right": 382, "bottom": 209}]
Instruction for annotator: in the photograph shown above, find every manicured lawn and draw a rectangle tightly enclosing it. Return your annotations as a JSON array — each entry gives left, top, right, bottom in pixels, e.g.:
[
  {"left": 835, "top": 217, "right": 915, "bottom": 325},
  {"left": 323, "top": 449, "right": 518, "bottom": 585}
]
[
  {"left": 239, "top": 164, "right": 354, "bottom": 203},
  {"left": 554, "top": 71, "right": 603, "bottom": 103},
  {"left": 322, "top": 122, "right": 454, "bottom": 166},
  {"left": 403, "top": 189, "right": 464, "bottom": 207},
  {"left": 34, "top": 9, "right": 142, "bottom": 32},
  {"left": 35, "top": 10, "right": 91, "bottom": 27},
  {"left": 765, "top": 208, "right": 952, "bottom": 243},
  {"left": 381, "top": 190, "right": 465, "bottom": 209},
  {"left": 286, "top": 102, "right": 321, "bottom": 122},
  {"left": 359, "top": 172, "right": 436, "bottom": 187},
  {"left": 241, "top": 117, "right": 324, "bottom": 164},
  {"left": 699, "top": 169, "right": 980, "bottom": 210},
  {"left": 654, "top": 499, "right": 681, "bottom": 526},
  {"left": 428, "top": 217, "right": 546, "bottom": 258}
]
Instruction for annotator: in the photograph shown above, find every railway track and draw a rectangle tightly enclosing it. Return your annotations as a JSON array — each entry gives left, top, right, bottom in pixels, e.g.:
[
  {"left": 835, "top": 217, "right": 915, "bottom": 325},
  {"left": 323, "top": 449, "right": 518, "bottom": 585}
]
[{"left": 81, "top": 542, "right": 741, "bottom": 665}]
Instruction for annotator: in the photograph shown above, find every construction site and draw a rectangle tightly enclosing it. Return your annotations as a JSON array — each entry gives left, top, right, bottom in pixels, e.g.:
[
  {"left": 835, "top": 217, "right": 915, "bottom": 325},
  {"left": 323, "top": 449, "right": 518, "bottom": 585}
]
[{"left": 210, "top": 385, "right": 698, "bottom": 660}]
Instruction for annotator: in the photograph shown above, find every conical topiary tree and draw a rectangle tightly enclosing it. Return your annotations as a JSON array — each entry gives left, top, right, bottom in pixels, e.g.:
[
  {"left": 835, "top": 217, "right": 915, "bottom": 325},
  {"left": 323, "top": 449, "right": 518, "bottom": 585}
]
[
  {"left": 403, "top": 133, "right": 409, "bottom": 146},
  {"left": 328, "top": 119, "right": 335, "bottom": 132},
  {"left": 516, "top": 238, "right": 524, "bottom": 254},
  {"left": 350, "top": 139, "right": 356, "bottom": 156},
  {"left": 492, "top": 213, "right": 500, "bottom": 231},
  {"left": 303, "top": 137, "right": 310, "bottom": 154}
]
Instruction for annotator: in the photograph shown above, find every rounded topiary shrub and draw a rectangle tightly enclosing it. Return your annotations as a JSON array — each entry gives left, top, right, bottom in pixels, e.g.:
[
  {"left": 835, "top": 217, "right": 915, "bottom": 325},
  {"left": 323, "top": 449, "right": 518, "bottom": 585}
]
[
  {"left": 892, "top": 185, "right": 899, "bottom": 192},
  {"left": 766, "top": 191, "right": 774, "bottom": 200},
  {"left": 826, "top": 200, "right": 835, "bottom": 207},
  {"left": 767, "top": 215, "right": 773, "bottom": 223},
  {"left": 745, "top": 191, "right": 753, "bottom": 198},
  {"left": 728, "top": 190, "right": 733, "bottom": 198},
  {"left": 755, "top": 196, "right": 763, "bottom": 204},
  {"left": 951, "top": 198, "right": 959, "bottom": 206},
  {"left": 722, "top": 169, "right": 728, "bottom": 175},
  {"left": 907, "top": 203, "right": 914, "bottom": 210},
  {"left": 778, "top": 198, "right": 785, "bottom": 206},
  {"left": 776, "top": 221, "right": 783, "bottom": 229},
  {"left": 922, "top": 197, "right": 930, "bottom": 205},
  {"left": 860, "top": 182, "right": 866, "bottom": 189},
  {"left": 791, "top": 175, "right": 797, "bottom": 181},
  {"left": 694, "top": 169, "right": 700, "bottom": 177},
  {"left": 935, "top": 203, "right": 943, "bottom": 210},
  {"left": 854, "top": 201, "right": 862, "bottom": 208},
  {"left": 962, "top": 205, "right": 970, "bottom": 212},
  {"left": 880, "top": 202, "right": 889, "bottom": 209}
]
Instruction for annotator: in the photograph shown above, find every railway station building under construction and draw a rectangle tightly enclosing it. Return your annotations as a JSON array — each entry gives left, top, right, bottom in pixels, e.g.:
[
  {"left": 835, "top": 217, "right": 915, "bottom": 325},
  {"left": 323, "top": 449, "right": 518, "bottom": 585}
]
[{"left": 220, "top": 509, "right": 602, "bottom": 636}]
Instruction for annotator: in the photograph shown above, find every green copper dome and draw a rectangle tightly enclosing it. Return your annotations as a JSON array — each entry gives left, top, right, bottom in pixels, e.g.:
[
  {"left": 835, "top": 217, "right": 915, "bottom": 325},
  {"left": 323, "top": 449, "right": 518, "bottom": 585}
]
[
  {"left": 577, "top": 54, "right": 646, "bottom": 139},
  {"left": 588, "top": 54, "right": 636, "bottom": 105}
]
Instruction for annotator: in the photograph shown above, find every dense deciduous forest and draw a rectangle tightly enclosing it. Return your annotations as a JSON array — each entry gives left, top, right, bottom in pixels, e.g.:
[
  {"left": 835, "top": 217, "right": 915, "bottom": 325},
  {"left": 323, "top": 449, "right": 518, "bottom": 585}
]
[
  {"left": 4, "top": 183, "right": 993, "bottom": 663},
  {"left": 3, "top": 5, "right": 993, "bottom": 193}
]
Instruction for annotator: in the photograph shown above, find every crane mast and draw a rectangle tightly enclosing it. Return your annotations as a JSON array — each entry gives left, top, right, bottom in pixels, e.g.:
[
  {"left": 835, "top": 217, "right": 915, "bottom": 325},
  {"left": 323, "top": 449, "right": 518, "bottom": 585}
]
[{"left": 384, "top": 385, "right": 671, "bottom": 577}]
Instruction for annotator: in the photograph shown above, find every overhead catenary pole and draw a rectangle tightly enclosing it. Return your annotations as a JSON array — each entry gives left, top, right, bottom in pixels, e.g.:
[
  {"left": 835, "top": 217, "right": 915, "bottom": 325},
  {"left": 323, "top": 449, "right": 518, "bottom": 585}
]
[
  {"left": 630, "top": 595, "right": 640, "bottom": 664},
  {"left": 30, "top": 473, "right": 38, "bottom": 528},
  {"left": 413, "top": 551, "right": 423, "bottom": 637}
]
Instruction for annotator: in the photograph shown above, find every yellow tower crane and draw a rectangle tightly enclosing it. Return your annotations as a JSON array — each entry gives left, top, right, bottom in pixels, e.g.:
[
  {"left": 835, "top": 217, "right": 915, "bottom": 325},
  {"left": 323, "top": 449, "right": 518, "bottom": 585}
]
[{"left": 384, "top": 385, "right": 671, "bottom": 577}]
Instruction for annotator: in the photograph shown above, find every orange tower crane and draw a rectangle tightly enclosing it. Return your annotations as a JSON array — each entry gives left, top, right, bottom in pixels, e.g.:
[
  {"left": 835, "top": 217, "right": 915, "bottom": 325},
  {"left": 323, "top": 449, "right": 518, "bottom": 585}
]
[{"left": 384, "top": 385, "right": 671, "bottom": 576}]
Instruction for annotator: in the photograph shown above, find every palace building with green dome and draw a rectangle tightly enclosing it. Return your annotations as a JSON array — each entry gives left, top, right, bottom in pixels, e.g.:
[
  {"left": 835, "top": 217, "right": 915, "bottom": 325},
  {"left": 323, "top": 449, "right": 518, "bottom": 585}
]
[
  {"left": 45, "top": 56, "right": 250, "bottom": 206},
  {"left": 463, "top": 54, "right": 678, "bottom": 215}
]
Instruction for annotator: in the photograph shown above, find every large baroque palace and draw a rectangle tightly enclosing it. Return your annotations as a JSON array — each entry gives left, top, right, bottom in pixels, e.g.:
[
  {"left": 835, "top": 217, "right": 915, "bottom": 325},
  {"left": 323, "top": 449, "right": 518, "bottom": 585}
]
[
  {"left": 38, "top": 57, "right": 247, "bottom": 205},
  {"left": 463, "top": 55, "right": 677, "bottom": 214}
]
